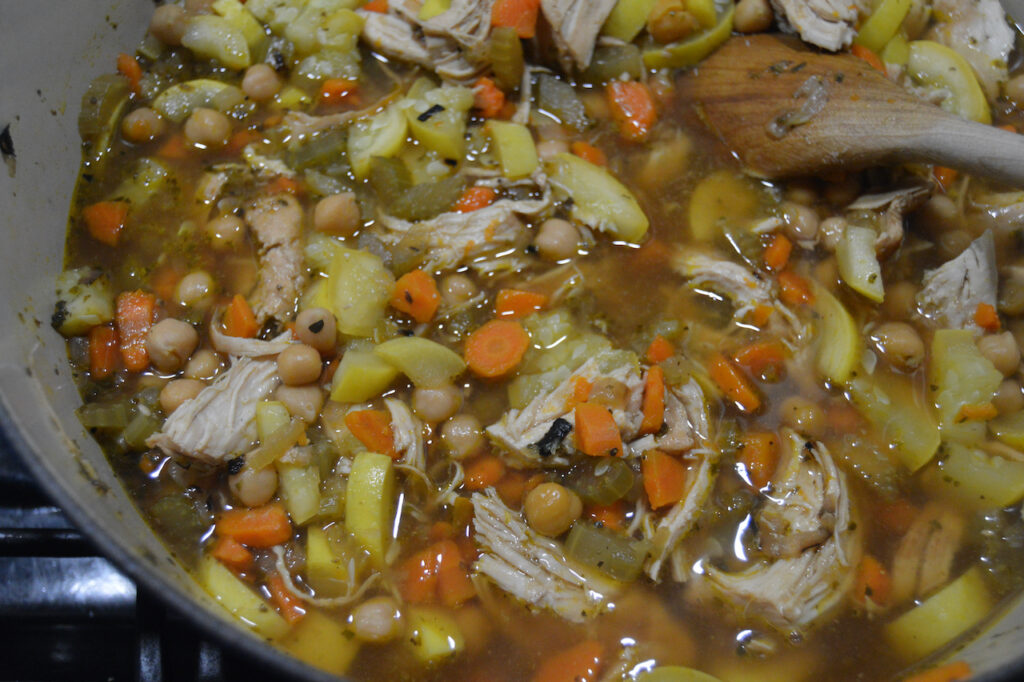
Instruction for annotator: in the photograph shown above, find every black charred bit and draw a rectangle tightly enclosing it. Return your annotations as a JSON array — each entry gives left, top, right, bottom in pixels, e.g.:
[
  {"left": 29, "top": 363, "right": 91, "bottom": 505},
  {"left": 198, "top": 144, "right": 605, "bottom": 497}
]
[
  {"left": 535, "top": 418, "right": 572, "bottom": 458},
  {"left": 417, "top": 104, "right": 445, "bottom": 122}
]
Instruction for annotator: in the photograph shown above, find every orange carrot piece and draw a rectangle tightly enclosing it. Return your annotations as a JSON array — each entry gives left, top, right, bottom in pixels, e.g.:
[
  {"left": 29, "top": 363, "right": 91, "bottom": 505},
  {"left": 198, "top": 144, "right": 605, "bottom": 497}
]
[
  {"left": 263, "top": 175, "right": 302, "bottom": 196},
  {"left": 82, "top": 200, "right": 130, "bottom": 247},
  {"left": 495, "top": 469, "right": 530, "bottom": 506},
  {"left": 933, "top": 165, "right": 958, "bottom": 190},
  {"left": 495, "top": 288, "right": 548, "bottom": 319},
  {"left": 156, "top": 133, "right": 190, "bottom": 160},
  {"left": 362, "top": 0, "right": 389, "bottom": 11},
  {"left": 215, "top": 503, "right": 292, "bottom": 548},
  {"left": 570, "top": 140, "right": 607, "bottom": 166},
  {"left": 850, "top": 44, "right": 885, "bottom": 73},
  {"left": 732, "top": 340, "right": 787, "bottom": 376},
  {"left": 319, "top": 78, "right": 359, "bottom": 106},
  {"left": 642, "top": 449, "right": 687, "bottom": 509},
  {"left": 998, "top": 123, "right": 1018, "bottom": 133},
  {"left": 532, "top": 640, "right": 604, "bottom": 682},
  {"left": 473, "top": 77, "right": 506, "bottom": 118},
  {"left": 853, "top": 554, "right": 892, "bottom": 607},
  {"left": 606, "top": 80, "right": 657, "bottom": 142},
  {"left": 150, "top": 263, "right": 184, "bottom": 302},
  {"left": 454, "top": 186, "right": 498, "bottom": 213},
  {"left": 645, "top": 335, "right": 675, "bottom": 364},
  {"left": 464, "top": 454, "right": 507, "bottom": 491},
  {"left": 639, "top": 365, "right": 665, "bottom": 436},
  {"left": 267, "top": 572, "right": 307, "bottom": 625},
  {"left": 210, "top": 535, "right": 254, "bottom": 571},
  {"left": 904, "top": 661, "right": 972, "bottom": 682},
  {"left": 777, "top": 270, "right": 815, "bottom": 306},
  {"left": 738, "top": 431, "right": 778, "bottom": 488},
  {"left": 436, "top": 540, "right": 476, "bottom": 607},
  {"left": 955, "top": 401, "right": 999, "bottom": 423},
  {"left": 571, "top": 376, "right": 593, "bottom": 405},
  {"left": 390, "top": 269, "right": 441, "bottom": 323},
  {"left": 344, "top": 409, "right": 397, "bottom": 458},
  {"left": 491, "top": 0, "right": 541, "bottom": 38},
  {"left": 575, "top": 402, "right": 623, "bottom": 457},
  {"left": 115, "top": 290, "right": 156, "bottom": 372},
  {"left": 750, "top": 304, "right": 774, "bottom": 328},
  {"left": 708, "top": 353, "right": 761, "bottom": 413},
  {"left": 225, "top": 128, "right": 262, "bottom": 156},
  {"left": 399, "top": 545, "right": 442, "bottom": 604},
  {"left": 116, "top": 52, "right": 143, "bottom": 94},
  {"left": 223, "top": 294, "right": 260, "bottom": 339},
  {"left": 586, "top": 500, "right": 627, "bottom": 531},
  {"left": 88, "top": 324, "right": 119, "bottom": 380},
  {"left": 464, "top": 319, "right": 531, "bottom": 378},
  {"left": 975, "top": 302, "right": 1000, "bottom": 331},
  {"left": 763, "top": 232, "right": 792, "bottom": 271}
]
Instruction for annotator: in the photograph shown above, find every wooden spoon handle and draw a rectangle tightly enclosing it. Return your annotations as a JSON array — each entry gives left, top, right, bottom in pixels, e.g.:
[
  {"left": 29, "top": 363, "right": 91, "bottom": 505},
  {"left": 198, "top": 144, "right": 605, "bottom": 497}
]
[{"left": 906, "top": 120, "right": 1024, "bottom": 187}]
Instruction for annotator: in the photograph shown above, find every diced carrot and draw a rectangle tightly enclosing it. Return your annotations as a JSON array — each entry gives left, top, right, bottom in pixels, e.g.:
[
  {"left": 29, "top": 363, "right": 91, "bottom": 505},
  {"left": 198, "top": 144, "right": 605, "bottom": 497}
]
[
  {"left": 454, "top": 186, "right": 498, "bottom": 213},
  {"left": 750, "top": 304, "right": 774, "bottom": 328},
  {"left": 88, "top": 324, "right": 119, "bottom": 380},
  {"left": 998, "top": 123, "right": 1018, "bottom": 133},
  {"left": 777, "top": 270, "right": 815, "bottom": 306},
  {"left": 732, "top": 340, "right": 787, "bottom": 377},
  {"left": 933, "top": 165, "right": 958, "bottom": 191},
  {"left": 150, "top": 263, "right": 184, "bottom": 303},
  {"left": 82, "top": 200, "right": 130, "bottom": 247},
  {"left": 495, "top": 469, "right": 531, "bottom": 506},
  {"left": 708, "top": 353, "right": 761, "bottom": 413},
  {"left": 571, "top": 376, "right": 593, "bottom": 405},
  {"left": 116, "top": 52, "right": 143, "bottom": 94},
  {"left": 399, "top": 541, "right": 475, "bottom": 607},
  {"left": 223, "top": 294, "right": 260, "bottom": 339},
  {"left": 464, "top": 454, "right": 507, "bottom": 490},
  {"left": 955, "top": 401, "right": 998, "bottom": 423},
  {"left": 115, "top": 290, "right": 156, "bottom": 372},
  {"left": 570, "top": 140, "right": 607, "bottom": 166},
  {"left": 904, "top": 661, "right": 972, "bottom": 682},
  {"left": 738, "top": 431, "right": 779, "bottom": 488},
  {"left": 491, "top": 0, "right": 541, "bottom": 38},
  {"left": 362, "top": 0, "right": 388, "bottom": 11},
  {"left": 645, "top": 335, "right": 675, "bottom": 364},
  {"left": 850, "top": 44, "right": 885, "bottom": 73},
  {"left": 263, "top": 175, "right": 302, "bottom": 196},
  {"left": 574, "top": 402, "right": 623, "bottom": 457},
  {"left": 267, "top": 572, "right": 307, "bottom": 625},
  {"left": 225, "top": 128, "right": 262, "bottom": 156},
  {"left": 156, "top": 133, "right": 190, "bottom": 160},
  {"left": 606, "top": 80, "right": 657, "bottom": 142},
  {"left": 390, "top": 269, "right": 441, "bottom": 324},
  {"left": 974, "top": 302, "right": 1000, "bottom": 331},
  {"left": 639, "top": 365, "right": 665, "bottom": 436},
  {"left": 763, "top": 232, "right": 792, "bottom": 271},
  {"left": 399, "top": 544, "right": 441, "bottom": 604},
  {"left": 586, "top": 500, "right": 627, "bottom": 531},
  {"left": 215, "top": 503, "right": 292, "bottom": 548},
  {"left": 532, "top": 639, "right": 604, "bottom": 682},
  {"left": 642, "top": 449, "right": 687, "bottom": 509},
  {"left": 436, "top": 539, "right": 476, "bottom": 607},
  {"left": 319, "top": 78, "right": 360, "bottom": 106},
  {"left": 473, "top": 77, "right": 506, "bottom": 118},
  {"left": 875, "top": 497, "right": 917, "bottom": 535},
  {"left": 344, "top": 409, "right": 397, "bottom": 458},
  {"left": 495, "top": 288, "right": 548, "bottom": 319},
  {"left": 464, "top": 319, "right": 531, "bottom": 379},
  {"left": 853, "top": 554, "right": 892, "bottom": 607},
  {"left": 210, "top": 535, "right": 254, "bottom": 571}
]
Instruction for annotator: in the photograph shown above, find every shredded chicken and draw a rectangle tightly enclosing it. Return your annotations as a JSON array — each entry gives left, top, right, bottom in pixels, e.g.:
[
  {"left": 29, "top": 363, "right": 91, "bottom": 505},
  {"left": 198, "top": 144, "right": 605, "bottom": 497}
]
[
  {"left": 927, "top": 0, "right": 1014, "bottom": 101},
  {"left": 846, "top": 184, "right": 931, "bottom": 257},
  {"left": 385, "top": 397, "right": 425, "bottom": 470},
  {"left": 472, "top": 489, "right": 619, "bottom": 622},
  {"left": 769, "top": 0, "right": 866, "bottom": 50},
  {"left": 210, "top": 325, "right": 292, "bottom": 357},
  {"left": 916, "top": 231, "right": 998, "bottom": 334},
  {"left": 540, "top": 0, "right": 618, "bottom": 69},
  {"left": 673, "top": 250, "right": 775, "bottom": 313},
  {"left": 890, "top": 502, "right": 965, "bottom": 605},
  {"left": 358, "top": 7, "right": 486, "bottom": 82},
  {"left": 420, "top": 0, "right": 495, "bottom": 51},
  {"left": 245, "top": 194, "right": 306, "bottom": 323}
]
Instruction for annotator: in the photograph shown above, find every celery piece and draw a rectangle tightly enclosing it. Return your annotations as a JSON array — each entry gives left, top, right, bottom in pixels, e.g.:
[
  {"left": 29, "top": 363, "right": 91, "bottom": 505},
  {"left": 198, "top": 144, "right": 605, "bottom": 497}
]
[
  {"left": 212, "top": 0, "right": 265, "bottom": 48},
  {"left": 388, "top": 174, "right": 467, "bottom": 221},
  {"left": 848, "top": 372, "right": 940, "bottom": 471},
  {"left": 854, "top": 0, "right": 912, "bottom": 53},
  {"left": 837, "top": 225, "right": 885, "bottom": 303},
  {"left": 990, "top": 410, "right": 1024, "bottom": 449},
  {"left": 536, "top": 74, "right": 590, "bottom": 130},
  {"left": 282, "top": 610, "right": 360, "bottom": 675},
  {"left": 546, "top": 153, "right": 649, "bottom": 243},
  {"left": 507, "top": 368, "right": 571, "bottom": 409},
  {"left": 348, "top": 105, "right": 409, "bottom": 179},
  {"left": 345, "top": 451, "right": 395, "bottom": 563},
  {"left": 566, "top": 457, "right": 635, "bottom": 505},
  {"left": 330, "top": 349, "right": 401, "bottom": 403},
  {"left": 907, "top": 41, "right": 991, "bottom": 124},
  {"left": 77, "top": 401, "right": 130, "bottom": 430},
  {"left": 406, "top": 607, "right": 465, "bottom": 664},
  {"left": 419, "top": 0, "right": 452, "bottom": 20},
  {"left": 935, "top": 443, "right": 1024, "bottom": 508},
  {"left": 122, "top": 413, "right": 162, "bottom": 450},
  {"left": 486, "top": 121, "right": 539, "bottom": 180},
  {"left": 306, "top": 525, "right": 353, "bottom": 596},
  {"left": 326, "top": 246, "right": 395, "bottom": 337},
  {"left": 881, "top": 33, "right": 910, "bottom": 65},
  {"left": 637, "top": 667, "right": 723, "bottom": 682},
  {"left": 277, "top": 463, "right": 321, "bottom": 525},
  {"left": 687, "top": 170, "right": 761, "bottom": 242},
  {"left": 584, "top": 45, "right": 645, "bottom": 84},
  {"left": 153, "top": 79, "right": 232, "bottom": 122},
  {"left": 643, "top": 5, "right": 734, "bottom": 69},
  {"left": 182, "top": 15, "right": 251, "bottom": 70},
  {"left": 374, "top": 336, "right": 466, "bottom": 388},
  {"left": 884, "top": 567, "right": 992, "bottom": 660},
  {"left": 286, "top": 3, "right": 363, "bottom": 54},
  {"left": 602, "top": 0, "right": 657, "bottom": 41},
  {"left": 112, "top": 158, "right": 170, "bottom": 207},
  {"left": 256, "top": 401, "right": 292, "bottom": 442},
  {"left": 272, "top": 85, "right": 313, "bottom": 110},
  {"left": 931, "top": 329, "right": 1002, "bottom": 445},
  {"left": 53, "top": 268, "right": 115, "bottom": 337},
  {"left": 403, "top": 85, "right": 474, "bottom": 160},
  {"left": 813, "top": 286, "right": 860, "bottom": 385},
  {"left": 565, "top": 521, "right": 648, "bottom": 582},
  {"left": 489, "top": 26, "right": 524, "bottom": 92},
  {"left": 200, "top": 557, "right": 291, "bottom": 639},
  {"left": 295, "top": 47, "right": 361, "bottom": 84}
]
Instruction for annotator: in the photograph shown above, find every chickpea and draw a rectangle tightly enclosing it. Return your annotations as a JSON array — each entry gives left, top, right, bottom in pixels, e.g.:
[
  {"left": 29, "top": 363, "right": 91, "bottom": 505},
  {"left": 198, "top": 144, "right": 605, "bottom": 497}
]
[
  {"left": 149, "top": 4, "right": 187, "bottom": 45},
  {"left": 871, "top": 321, "right": 925, "bottom": 370},
  {"left": 978, "top": 331, "right": 1021, "bottom": 376},
  {"left": 995, "top": 379, "right": 1024, "bottom": 415},
  {"left": 812, "top": 257, "right": 839, "bottom": 291},
  {"left": 1006, "top": 74, "right": 1024, "bottom": 109},
  {"left": 647, "top": 0, "right": 700, "bottom": 44},
  {"left": 295, "top": 308, "right": 337, "bottom": 356},
  {"left": 411, "top": 385, "right": 463, "bottom": 423},
  {"left": 920, "top": 194, "right": 959, "bottom": 233},
  {"left": 733, "top": 0, "right": 773, "bottom": 33},
  {"left": 818, "top": 216, "right": 847, "bottom": 252},
  {"left": 524, "top": 482, "right": 582, "bottom": 537},
  {"left": 241, "top": 63, "right": 282, "bottom": 102},
  {"left": 823, "top": 175, "right": 861, "bottom": 207},
  {"left": 185, "top": 0, "right": 215, "bottom": 14},
  {"left": 350, "top": 596, "right": 404, "bottom": 644},
  {"left": 206, "top": 213, "right": 245, "bottom": 249},
  {"left": 228, "top": 463, "right": 278, "bottom": 508},
  {"left": 784, "top": 181, "right": 818, "bottom": 206},
  {"left": 779, "top": 396, "right": 825, "bottom": 440},
  {"left": 184, "top": 348, "right": 222, "bottom": 380},
  {"left": 534, "top": 218, "right": 580, "bottom": 261},
  {"left": 440, "top": 414, "right": 484, "bottom": 460},
  {"left": 184, "top": 108, "right": 231, "bottom": 148},
  {"left": 275, "top": 384, "right": 325, "bottom": 423},
  {"left": 781, "top": 201, "right": 819, "bottom": 242},
  {"left": 314, "top": 192, "right": 361, "bottom": 236},
  {"left": 937, "top": 229, "right": 972, "bottom": 260},
  {"left": 536, "top": 139, "right": 569, "bottom": 162},
  {"left": 146, "top": 318, "right": 199, "bottom": 372},
  {"left": 175, "top": 270, "right": 214, "bottom": 307},
  {"left": 276, "top": 344, "right": 323, "bottom": 386},
  {"left": 159, "top": 378, "right": 205, "bottom": 414},
  {"left": 121, "top": 108, "right": 167, "bottom": 143},
  {"left": 882, "top": 281, "right": 918, "bottom": 319},
  {"left": 1000, "top": 266, "right": 1024, "bottom": 316},
  {"left": 440, "top": 273, "right": 478, "bottom": 307}
]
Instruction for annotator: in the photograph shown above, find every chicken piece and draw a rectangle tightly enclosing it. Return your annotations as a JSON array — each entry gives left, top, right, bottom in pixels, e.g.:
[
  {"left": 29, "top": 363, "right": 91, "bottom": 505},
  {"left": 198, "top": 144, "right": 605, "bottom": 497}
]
[
  {"left": 916, "top": 231, "right": 997, "bottom": 334},
  {"left": 889, "top": 502, "right": 965, "bottom": 605},
  {"left": 245, "top": 194, "right": 306, "bottom": 324},
  {"left": 845, "top": 184, "right": 931, "bottom": 258},
  {"left": 927, "top": 0, "right": 1014, "bottom": 101},
  {"left": 702, "top": 431, "right": 861, "bottom": 633},
  {"left": 420, "top": 0, "right": 495, "bottom": 51},
  {"left": 210, "top": 325, "right": 292, "bottom": 357},
  {"left": 385, "top": 397, "right": 425, "bottom": 470},
  {"left": 147, "top": 356, "right": 279, "bottom": 464},
  {"left": 540, "top": 0, "right": 618, "bottom": 69},
  {"left": 673, "top": 250, "right": 774, "bottom": 313},
  {"left": 359, "top": 8, "right": 485, "bottom": 82},
  {"left": 472, "top": 489, "right": 619, "bottom": 622},
  {"left": 770, "top": 0, "right": 866, "bottom": 50}
]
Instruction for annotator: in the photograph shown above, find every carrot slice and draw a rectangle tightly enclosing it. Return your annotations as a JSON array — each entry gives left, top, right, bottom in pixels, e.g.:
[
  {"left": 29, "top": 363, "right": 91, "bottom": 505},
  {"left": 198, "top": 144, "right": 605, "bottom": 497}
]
[
  {"left": 495, "top": 289, "right": 548, "bottom": 319},
  {"left": 585, "top": 500, "right": 627, "bottom": 531},
  {"left": 638, "top": 365, "right": 665, "bottom": 436},
  {"left": 738, "top": 431, "right": 779, "bottom": 488},
  {"left": 606, "top": 80, "right": 656, "bottom": 142},
  {"left": 955, "top": 402, "right": 998, "bottom": 423},
  {"left": 708, "top": 352, "right": 761, "bottom": 412},
  {"left": 974, "top": 302, "right": 1000, "bottom": 331},
  {"left": 454, "top": 186, "right": 497, "bottom": 213},
  {"left": 223, "top": 294, "right": 260, "bottom": 339},
  {"left": 116, "top": 52, "right": 143, "bottom": 94},
  {"left": 156, "top": 133, "right": 190, "bottom": 160},
  {"left": 215, "top": 503, "right": 292, "bottom": 548},
  {"left": 390, "top": 269, "right": 440, "bottom": 323},
  {"left": 267, "top": 572, "right": 307, "bottom": 625},
  {"left": 82, "top": 200, "right": 130, "bottom": 247},
  {"left": 850, "top": 44, "right": 885, "bottom": 73},
  {"left": 115, "top": 290, "right": 156, "bottom": 372},
  {"left": 473, "top": 77, "right": 506, "bottom": 118},
  {"left": 777, "top": 270, "right": 815, "bottom": 306},
  {"left": 532, "top": 640, "right": 604, "bottom": 682},
  {"left": 399, "top": 544, "right": 442, "bottom": 604},
  {"left": 732, "top": 340, "right": 787, "bottom": 377},
  {"left": 464, "top": 319, "right": 531, "bottom": 378},
  {"left": 763, "top": 232, "right": 792, "bottom": 271},
  {"left": 853, "top": 554, "right": 892, "bottom": 607},
  {"left": 904, "top": 661, "right": 972, "bottom": 682},
  {"left": 344, "top": 409, "right": 397, "bottom": 458},
  {"left": 319, "top": 78, "right": 359, "bottom": 106},
  {"left": 933, "top": 165, "right": 958, "bottom": 191},
  {"left": 570, "top": 140, "right": 607, "bottom": 166},
  {"left": 645, "top": 335, "right": 674, "bottom": 364},
  {"left": 491, "top": 0, "right": 541, "bottom": 38},
  {"left": 225, "top": 128, "right": 262, "bottom": 156},
  {"left": 464, "top": 454, "right": 507, "bottom": 490},
  {"left": 210, "top": 535, "right": 254, "bottom": 571},
  {"left": 642, "top": 449, "right": 687, "bottom": 509},
  {"left": 575, "top": 402, "right": 623, "bottom": 457},
  {"left": 436, "top": 540, "right": 476, "bottom": 607},
  {"left": 362, "top": 0, "right": 389, "bottom": 11},
  {"left": 88, "top": 324, "right": 119, "bottom": 380}
]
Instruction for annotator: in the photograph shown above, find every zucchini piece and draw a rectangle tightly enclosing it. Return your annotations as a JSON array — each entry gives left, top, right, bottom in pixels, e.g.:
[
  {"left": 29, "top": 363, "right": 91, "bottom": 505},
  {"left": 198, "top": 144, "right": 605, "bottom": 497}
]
[
  {"left": 306, "top": 525, "right": 354, "bottom": 596},
  {"left": 545, "top": 153, "right": 649, "bottom": 243},
  {"left": 200, "top": 557, "right": 290, "bottom": 639},
  {"left": 907, "top": 40, "right": 990, "bottom": 124},
  {"left": 285, "top": 4, "right": 363, "bottom": 54},
  {"left": 642, "top": 5, "right": 734, "bottom": 69},
  {"left": 990, "top": 410, "right": 1024, "bottom": 449},
  {"left": 325, "top": 246, "right": 395, "bottom": 337},
  {"left": 153, "top": 79, "right": 233, "bottom": 123},
  {"left": 813, "top": 286, "right": 860, "bottom": 385},
  {"left": 211, "top": 0, "right": 266, "bottom": 48},
  {"left": 112, "top": 158, "right": 171, "bottom": 207},
  {"left": 373, "top": 336, "right": 466, "bottom": 388},
  {"left": 687, "top": 170, "right": 761, "bottom": 242},
  {"left": 881, "top": 33, "right": 910, "bottom": 65},
  {"left": 565, "top": 521, "right": 648, "bottom": 582},
  {"left": 854, "top": 0, "right": 912, "bottom": 53},
  {"left": 486, "top": 121, "right": 539, "bottom": 180},
  {"left": 256, "top": 401, "right": 292, "bottom": 442},
  {"left": 345, "top": 451, "right": 395, "bottom": 563},
  {"left": 276, "top": 463, "right": 321, "bottom": 525},
  {"left": 182, "top": 15, "right": 251, "bottom": 70},
  {"left": 282, "top": 610, "right": 360, "bottom": 675},
  {"left": 934, "top": 443, "right": 1024, "bottom": 508},
  {"left": 848, "top": 372, "right": 940, "bottom": 471},
  {"left": 406, "top": 607, "right": 465, "bottom": 664},
  {"left": 77, "top": 75, "right": 130, "bottom": 161},
  {"left": 52, "top": 268, "right": 115, "bottom": 337},
  {"left": 836, "top": 225, "right": 884, "bottom": 302},
  {"left": 403, "top": 85, "right": 474, "bottom": 160},
  {"left": 602, "top": 0, "right": 658, "bottom": 41},
  {"left": 931, "top": 329, "right": 1002, "bottom": 445},
  {"left": 295, "top": 48, "right": 361, "bottom": 84},
  {"left": 348, "top": 105, "right": 408, "bottom": 179},
  {"left": 330, "top": 349, "right": 401, "bottom": 403}
]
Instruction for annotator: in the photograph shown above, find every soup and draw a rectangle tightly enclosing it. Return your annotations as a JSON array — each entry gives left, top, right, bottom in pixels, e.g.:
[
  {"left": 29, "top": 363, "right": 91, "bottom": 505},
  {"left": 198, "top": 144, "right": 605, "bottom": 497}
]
[{"left": 54, "top": 0, "right": 1024, "bottom": 680}]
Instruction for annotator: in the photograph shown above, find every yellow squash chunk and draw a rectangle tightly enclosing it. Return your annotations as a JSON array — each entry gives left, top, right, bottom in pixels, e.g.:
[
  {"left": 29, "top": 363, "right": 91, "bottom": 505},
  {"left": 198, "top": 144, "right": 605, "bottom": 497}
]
[
  {"left": 345, "top": 451, "right": 395, "bottom": 563},
  {"left": 200, "top": 557, "right": 290, "bottom": 640},
  {"left": 181, "top": 15, "right": 251, "bottom": 70},
  {"left": 907, "top": 40, "right": 991, "bottom": 124},
  {"left": 934, "top": 443, "right": 1024, "bottom": 508},
  {"left": 211, "top": 0, "right": 265, "bottom": 48},
  {"left": 276, "top": 463, "right": 320, "bottom": 525},
  {"left": 486, "top": 121, "right": 539, "bottom": 180},
  {"left": 404, "top": 85, "right": 474, "bottom": 160},
  {"left": 373, "top": 336, "right": 467, "bottom": 388},
  {"left": 638, "top": 667, "right": 723, "bottom": 682},
  {"left": 813, "top": 286, "right": 861, "bottom": 385},
  {"left": 837, "top": 225, "right": 885, "bottom": 303},
  {"left": 306, "top": 525, "right": 355, "bottom": 596},
  {"left": 153, "top": 79, "right": 232, "bottom": 123},
  {"left": 881, "top": 33, "right": 910, "bottom": 65},
  {"left": 990, "top": 410, "right": 1024, "bottom": 449},
  {"left": 931, "top": 329, "right": 1002, "bottom": 445},
  {"left": 348, "top": 105, "right": 409, "bottom": 179},
  {"left": 642, "top": 5, "right": 734, "bottom": 69},
  {"left": 326, "top": 246, "right": 395, "bottom": 337},
  {"left": 419, "top": 0, "right": 452, "bottom": 20},
  {"left": 854, "top": 0, "right": 912, "bottom": 53},
  {"left": 406, "top": 607, "right": 465, "bottom": 664},
  {"left": 602, "top": 0, "right": 658, "bottom": 41},
  {"left": 848, "top": 371, "right": 940, "bottom": 471},
  {"left": 256, "top": 401, "right": 291, "bottom": 442},
  {"left": 330, "top": 349, "right": 401, "bottom": 403},
  {"left": 687, "top": 170, "right": 761, "bottom": 242},
  {"left": 545, "top": 153, "right": 649, "bottom": 243},
  {"left": 282, "top": 610, "right": 360, "bottom": 675}
]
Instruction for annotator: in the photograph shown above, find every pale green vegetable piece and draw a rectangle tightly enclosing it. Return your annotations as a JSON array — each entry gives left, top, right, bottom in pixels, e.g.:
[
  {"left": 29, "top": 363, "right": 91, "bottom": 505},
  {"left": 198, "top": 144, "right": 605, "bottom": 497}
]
[
  {"left": 330, "top": 349, "right": 401, "bottom": 402},
  {"left": 545, "top": 153, "right": 649, "bottom": 243},
  {"left": 153, "top": 79, "right": 232, "bottom": 122},
  {"left": 848, "top": 372, "right": 940, "bottom": 471},
  {"left": 112, "top": 158, "right": 171, "bottom": 207},
  {"left": 200, "top": 557, "right": 290, "bottom": 639},
  {"left": 406, "top": 607, "right": 465, "bottom": 664},
  {"left": 347, "top": 105, "right": 409, "bottom": 179},
  {"left": 881, "top": 33, "right": 910, "bottom": 65},
  {"left": 374, "top": 336, "right": 466, "bottom": 388},
  {"left": 931, "top": 329, "right": 1002, "bottom": 444},
  {"left": 246, "top": 420, "right": 305, "bottom": 471},
  {"left": 642, "top": 5, "right": 734, "bottom": 69},
  {"left": 687, "top": 170, "right": 762, "bottom": 242},
  {"left": 486, "top": 121, "right": 539, "bottom": 180},
  {"left": 837, "top": 225, "right": 884, "bottom": 302},
  {"left": 345, "top": 451, "right": 395, "bottom": 563},
  {"left": 286, "top": 2, "right": 364, "bottom": 54},
  {"left": 404, "top": 85, "right": 475, "bottom": 160},
  {"left": 256, "top": 401, "right": 291, "bottom": 443},
  {"left": 182, "top": 15, "right": 251, "bottom": 70},
  {"left": 326, "top": 246, "right": 395, "bottom": 337},
  {"left": 276, "top": 463, "right": 321, "bottom": 525},
  {"left": 884, "top": 567, "right": 993, "bottom": 660},
  {"left": 854, "top": 0, "right": 912, "bottom": 53},
  {"left": 419, "top": 0, "right": 451, "bottom": 20},
  {"left": 306, "top": 526, "right": 354, "bottom": 596},
  {"left": 282, "top": 610, "right": 360, "bottom": 675},
  {"left": 246, "top": 0, "right": 305, "bottom": 31},
  {"left": 602, "top": 0, "right": 658, "bottom": 41},
  {"left": 907, "top": 40, "right": 991, "bottom": 124},
  {"left": 212, "top": 0, "right": 266, "bottom": 48},
  {"left": 305, "top": 233, "right": 346, "bottom": 273},
  {"left": 295, "top": 48, "right": 361, "bottom": 83},
  {"left": 935, "top": 443, "right": 1024, "bottom": 508},
  {"left": 990, "top": 410, "right": 1024, "bottom": 449},
  {"left": 687, "top": 0, "right": 716, "bottom": 27},
  {"left": 637, "top": 667, "right": 723, "bottom": 682},
  {"left": 813, "top": 286, "right": 861, "bottom": 384},
  {"left": 53, "top": 268, "right": 115, "bottom": 337}
]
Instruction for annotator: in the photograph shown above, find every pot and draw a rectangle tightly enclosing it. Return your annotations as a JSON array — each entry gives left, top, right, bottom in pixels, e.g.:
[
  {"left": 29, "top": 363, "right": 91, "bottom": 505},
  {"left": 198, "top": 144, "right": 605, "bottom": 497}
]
[{"left": 2, "top": 2, "right": 1024, "bottom": 680}]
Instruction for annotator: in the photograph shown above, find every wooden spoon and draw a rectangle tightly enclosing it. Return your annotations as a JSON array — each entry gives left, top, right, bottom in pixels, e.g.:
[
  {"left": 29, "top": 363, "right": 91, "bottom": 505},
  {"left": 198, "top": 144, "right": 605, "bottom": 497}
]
[{"left": 678, "top": 33, "right": 1024, "bottom": 185}]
